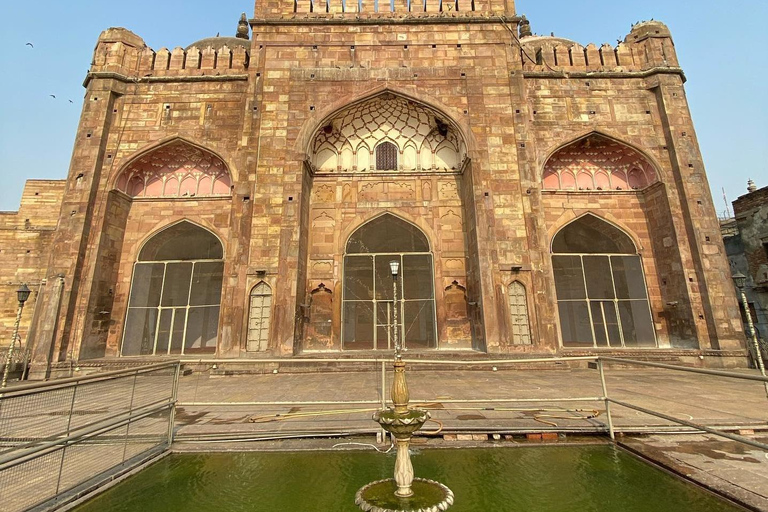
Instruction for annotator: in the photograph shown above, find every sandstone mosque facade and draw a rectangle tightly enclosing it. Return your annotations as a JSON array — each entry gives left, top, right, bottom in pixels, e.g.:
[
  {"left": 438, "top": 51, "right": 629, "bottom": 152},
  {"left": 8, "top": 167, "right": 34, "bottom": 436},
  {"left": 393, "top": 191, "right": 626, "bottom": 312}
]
[{"left": 0, "top": 0, "right": 749, "bottom": 373}]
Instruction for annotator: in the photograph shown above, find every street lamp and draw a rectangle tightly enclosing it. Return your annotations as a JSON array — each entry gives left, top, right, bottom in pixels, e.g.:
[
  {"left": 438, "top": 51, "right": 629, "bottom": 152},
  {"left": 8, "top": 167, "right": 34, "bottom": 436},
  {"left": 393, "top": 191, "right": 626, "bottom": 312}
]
[
  {"left": 732, "top": 272, "right": 768, "bottom": 397},
  {"left": 2, "top": 284, "right": 31, "bottom": 388},
  {"left": 390, "top": 260, "right": 401, "bottom": 359}
]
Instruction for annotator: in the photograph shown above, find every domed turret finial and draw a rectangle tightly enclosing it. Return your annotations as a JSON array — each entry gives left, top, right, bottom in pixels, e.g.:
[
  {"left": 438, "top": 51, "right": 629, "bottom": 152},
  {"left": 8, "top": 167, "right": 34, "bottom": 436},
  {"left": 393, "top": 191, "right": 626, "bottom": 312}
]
[
  {"left": 519, "top": 15, "right": 532, "bottom": 38},
  {"left": 747, "top": 179, "right": 757, "bottom": 193},
  {"left": 236, "top": 13, "right": 249, "bottom": 40}
]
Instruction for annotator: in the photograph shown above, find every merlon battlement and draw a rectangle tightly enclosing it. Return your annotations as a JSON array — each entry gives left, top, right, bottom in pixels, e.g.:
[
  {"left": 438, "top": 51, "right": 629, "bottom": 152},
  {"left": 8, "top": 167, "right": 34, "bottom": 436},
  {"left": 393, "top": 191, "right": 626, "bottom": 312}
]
[
  {"left": 255, "top": 0, "right": 514, "bottom": 18},
  {"left": 89, "top": 28, "right": 250, "bottom": 79},
  {"left": 520, "top": 20, "right": 678, "bottom": 74}
]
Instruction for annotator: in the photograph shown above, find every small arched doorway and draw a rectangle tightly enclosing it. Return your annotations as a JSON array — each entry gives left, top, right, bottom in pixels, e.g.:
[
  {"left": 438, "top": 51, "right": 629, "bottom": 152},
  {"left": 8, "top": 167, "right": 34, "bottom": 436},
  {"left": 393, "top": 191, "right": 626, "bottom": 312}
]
[
  {"left": 552, "top": 215, "right": 656, "bottom": 348},
  {"left": 121, "top": 221, "right": 224, "bottom": 356},
  {"left": 342, "top": 214, "right": 436, "bottom": 350}
]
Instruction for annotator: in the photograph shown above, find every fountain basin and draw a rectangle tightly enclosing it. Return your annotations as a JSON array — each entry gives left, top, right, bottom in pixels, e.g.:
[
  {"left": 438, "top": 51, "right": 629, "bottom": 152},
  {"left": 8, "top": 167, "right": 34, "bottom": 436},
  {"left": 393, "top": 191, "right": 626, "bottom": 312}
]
[
  {"left": 355, "top": 478, "right": 454, "bottom": 512},
  {"left": 373, "top": 408, "right": 430, "bottom": 439}
]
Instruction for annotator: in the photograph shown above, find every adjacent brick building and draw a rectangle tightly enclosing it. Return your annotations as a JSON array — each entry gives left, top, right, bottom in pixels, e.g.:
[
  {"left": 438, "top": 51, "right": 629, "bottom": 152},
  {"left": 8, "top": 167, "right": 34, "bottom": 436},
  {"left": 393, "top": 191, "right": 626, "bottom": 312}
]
[
  {"left": 723, "top": 181, "right": 768, "bottom": 344},
  {"left": 1, "top": 0, "right": 748, "bottom": 373}
]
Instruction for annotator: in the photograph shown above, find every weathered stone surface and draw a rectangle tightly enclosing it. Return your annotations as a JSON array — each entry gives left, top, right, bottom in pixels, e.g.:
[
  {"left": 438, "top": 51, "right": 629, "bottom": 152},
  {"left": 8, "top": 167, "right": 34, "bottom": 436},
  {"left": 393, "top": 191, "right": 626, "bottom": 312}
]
[{"left": 0, "top": 3, "right": 747, "bottom": 367}]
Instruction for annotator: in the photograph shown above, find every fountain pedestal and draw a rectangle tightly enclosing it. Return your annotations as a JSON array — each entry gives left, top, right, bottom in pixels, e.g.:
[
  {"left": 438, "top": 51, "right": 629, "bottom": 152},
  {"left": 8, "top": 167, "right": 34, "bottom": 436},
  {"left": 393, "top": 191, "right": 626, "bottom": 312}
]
[{"left": 355, "top": 359, "right": 453, "bottom": 512}]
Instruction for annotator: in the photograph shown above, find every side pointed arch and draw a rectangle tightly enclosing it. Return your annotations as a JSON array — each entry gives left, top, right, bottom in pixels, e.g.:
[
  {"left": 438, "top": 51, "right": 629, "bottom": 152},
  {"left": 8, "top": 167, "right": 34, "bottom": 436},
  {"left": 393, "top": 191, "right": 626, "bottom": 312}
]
[
  {"left": 542, "top": 132, "right": 662, "bottom": 192},
  {"left": 113, "top": 138, "right": 232, "bottom": 198},
  {"left": 550, "top": 214, "right": 656, "bottom": 349},
  {"left": 122, "top": 219, "right": 224, "bottom": 357}
]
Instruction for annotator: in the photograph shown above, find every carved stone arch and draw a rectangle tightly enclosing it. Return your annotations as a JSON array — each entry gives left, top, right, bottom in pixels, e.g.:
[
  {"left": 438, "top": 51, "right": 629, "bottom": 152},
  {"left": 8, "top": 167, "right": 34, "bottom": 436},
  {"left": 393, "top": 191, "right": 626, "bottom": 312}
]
[
  {"left": 541, "top": 131, "right": 664, "bottom": 191},
  {"left": 113, "top": 137, "right": 233, "bottom": 198},
  {"left": 296, "top": 86, "right": 475, "bottom": 159}
]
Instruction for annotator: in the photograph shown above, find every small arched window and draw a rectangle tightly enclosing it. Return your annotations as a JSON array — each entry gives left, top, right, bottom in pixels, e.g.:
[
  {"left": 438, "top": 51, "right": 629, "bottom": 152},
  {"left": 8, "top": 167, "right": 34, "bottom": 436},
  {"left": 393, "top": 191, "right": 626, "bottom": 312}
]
[
  {"left": 247, "top": 282, "right": 272, "bottom": 352},
  {"left": 122, "top": 221, "right": 223, "bottom": 356},
  {"left": 375, "top": 142, "right": 398, "bottom": 171},
  {"left": 552, "top": 215, "right": 656, "bottom": 348}
]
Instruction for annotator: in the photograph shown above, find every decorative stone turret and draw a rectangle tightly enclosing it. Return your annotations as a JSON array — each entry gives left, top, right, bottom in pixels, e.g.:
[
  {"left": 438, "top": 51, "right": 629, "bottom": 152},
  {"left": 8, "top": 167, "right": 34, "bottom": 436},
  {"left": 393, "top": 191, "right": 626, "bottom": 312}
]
[
  {"left": 748, "top": 179, "right": 757, "bottom": 193},
  {"left": 519, "top": 15, "right": 532, "bottom": 38},
  {"left": 236, "top": 12, "right": 249, "bottom": 39}
]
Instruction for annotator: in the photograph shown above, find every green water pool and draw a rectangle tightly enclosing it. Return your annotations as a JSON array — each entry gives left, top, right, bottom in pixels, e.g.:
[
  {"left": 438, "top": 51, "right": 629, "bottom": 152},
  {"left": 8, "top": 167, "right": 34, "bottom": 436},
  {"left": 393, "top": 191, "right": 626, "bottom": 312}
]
[{"left": 74, "top": 445, "right": 741, "bottom": 511}]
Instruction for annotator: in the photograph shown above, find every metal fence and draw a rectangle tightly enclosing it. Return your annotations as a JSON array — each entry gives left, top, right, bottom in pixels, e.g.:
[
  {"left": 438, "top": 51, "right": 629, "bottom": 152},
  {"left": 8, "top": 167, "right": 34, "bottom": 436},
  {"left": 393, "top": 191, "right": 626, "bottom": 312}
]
[
  {"left": 175, "top": 356, "right": 768, "bottom": 451},
  {"left": 0, "top": 362, "right": 180, "bottom": 512}
]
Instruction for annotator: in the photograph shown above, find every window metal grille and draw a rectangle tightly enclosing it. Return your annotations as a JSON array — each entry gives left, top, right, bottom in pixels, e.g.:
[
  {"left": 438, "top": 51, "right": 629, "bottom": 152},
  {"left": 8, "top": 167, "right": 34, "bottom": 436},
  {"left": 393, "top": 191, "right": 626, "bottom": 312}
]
[
  {"left": 552, "top": 215, "right": 656, "bottom": 348},
  {"left": 247, "top": 283, "right": 272, "bottom": 352},
  {"left": 508, "top": 281, "right": 532, "bottom": 345},
  {"left": 342, "top": 214, "right": 436, "bottom": 350},
  {"left": 375, "top": 141, "right": 398, "bottom": 170},
  {"left": 122, "top": 223, "right": 223, "bottom": 356}
]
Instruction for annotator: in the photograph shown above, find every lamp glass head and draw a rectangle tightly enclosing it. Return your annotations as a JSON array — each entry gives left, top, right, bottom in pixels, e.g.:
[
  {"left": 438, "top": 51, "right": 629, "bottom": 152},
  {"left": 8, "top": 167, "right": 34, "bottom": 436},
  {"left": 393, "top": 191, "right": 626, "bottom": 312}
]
[
  {"left": 17, "top": 284, "right": 31, "bottom": 304},
  {"left": 389, "top": 260, "right": 400, "bottom": 277},
  {"left": 732, "top": 271, "right": 747, "bottom": 290}
]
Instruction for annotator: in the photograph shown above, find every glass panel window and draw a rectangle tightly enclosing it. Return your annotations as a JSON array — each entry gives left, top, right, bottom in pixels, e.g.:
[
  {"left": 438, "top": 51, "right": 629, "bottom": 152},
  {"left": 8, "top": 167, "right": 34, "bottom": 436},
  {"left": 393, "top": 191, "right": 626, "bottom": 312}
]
[
  {"left": 552, "top": 256, "right": 586, "bottom": 300},
  {"left": 344, "top": 256, "right": 374, "bottom": 301},
  {"left": 122, "top": 309, "right": 158, "bottom": 356},
  {"left": 190, "top": 262, "right": 224, "bottom": 306},
  {"left": 161, "top": 263, "right": 193, "bottom": 307},
  {"left": 611, "top": 256, "right": 648, "bottom": 300},
  {"left": 558, "top": 301, "right": 593, "bottom": 347},
  {"left": 403, "top": 254, "right": 434, "bottom": 300},
  {"left": 343, "top": 302, "right": 375, "bottom": 350},
  {"left": 122, "top": 222, "right": 223, "bottom": 356},
  {"left": 128, "top": 263, "right": 164, "bottom": 308},
  {"left": 403, "top": 300, "right": 436, "bottom": 349},
  {"left": 552, "top": 216, "right": 656, "bottom": 349},
  {"left": 187, "top": 306, "right": 219, "bottom": 354},
  {"left": 342, "top": 214, "right": 436, "bottom": 350},
  {"left": 583, "top": 256, "right": 615, "bottom": 300}
]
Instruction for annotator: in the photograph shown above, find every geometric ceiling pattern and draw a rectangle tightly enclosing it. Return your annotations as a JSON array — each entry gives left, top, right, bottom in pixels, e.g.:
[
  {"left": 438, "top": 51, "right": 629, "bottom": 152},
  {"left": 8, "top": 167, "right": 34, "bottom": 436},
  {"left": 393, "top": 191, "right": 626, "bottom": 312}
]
[
  {"left": 543, "top": 134, "right": 659, "bottom": 191},
  {"left": 311, "top": 93, "right": 466, "bottom": 173},
  {"left": 115, "top": 140, "right": 231, "bottom": 198}
]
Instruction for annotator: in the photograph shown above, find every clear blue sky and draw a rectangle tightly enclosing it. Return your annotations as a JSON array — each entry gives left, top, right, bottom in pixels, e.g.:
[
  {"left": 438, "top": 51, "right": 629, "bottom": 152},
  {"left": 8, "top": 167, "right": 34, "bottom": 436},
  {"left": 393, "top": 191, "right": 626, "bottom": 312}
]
[{"left": 1, "top": 1, "right": 765, "bottom": 216}]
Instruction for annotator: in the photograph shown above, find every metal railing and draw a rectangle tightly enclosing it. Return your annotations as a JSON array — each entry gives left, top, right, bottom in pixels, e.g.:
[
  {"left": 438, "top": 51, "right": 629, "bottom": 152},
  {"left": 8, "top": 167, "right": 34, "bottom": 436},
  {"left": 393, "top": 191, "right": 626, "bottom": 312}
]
[
  {"left": 0, "top": 361, "right": 180, "bottom": 512},
  {"left": 176, "top": 356, "right": 768, "bottom": 451}
]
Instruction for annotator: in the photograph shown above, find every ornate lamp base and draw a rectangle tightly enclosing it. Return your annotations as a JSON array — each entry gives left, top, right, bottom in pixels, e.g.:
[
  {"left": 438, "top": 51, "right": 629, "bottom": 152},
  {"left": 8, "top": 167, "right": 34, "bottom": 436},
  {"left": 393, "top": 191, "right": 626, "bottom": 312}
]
[{"left": 355, "top": 478, "right": 454, "bottom": 512}]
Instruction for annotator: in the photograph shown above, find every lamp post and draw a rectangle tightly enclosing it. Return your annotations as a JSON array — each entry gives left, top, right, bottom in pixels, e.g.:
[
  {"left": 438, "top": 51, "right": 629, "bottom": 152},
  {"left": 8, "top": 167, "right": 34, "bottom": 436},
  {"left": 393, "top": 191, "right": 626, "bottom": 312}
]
[
  {"left": 2, "top": 284, "right": 31, "bottom": 389},
  {"left": 732, "top": 272, "right": 768, "bottom": 397},
  {"left": 389, "top": 260, "right": 401, "bottom": 359}
]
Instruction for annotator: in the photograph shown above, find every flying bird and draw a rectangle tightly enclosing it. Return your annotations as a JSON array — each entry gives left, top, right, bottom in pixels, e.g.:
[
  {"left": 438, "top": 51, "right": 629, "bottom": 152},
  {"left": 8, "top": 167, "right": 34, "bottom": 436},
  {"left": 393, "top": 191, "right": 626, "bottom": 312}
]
[
  {"left": 69, "top": 99, "right": 73, "bottom": 103},
  {"left": 49, "top": 94, "right": 56, "bottom": 99},
  {"left": 26, "top": 42, "right": 34, "bottom": 48}
]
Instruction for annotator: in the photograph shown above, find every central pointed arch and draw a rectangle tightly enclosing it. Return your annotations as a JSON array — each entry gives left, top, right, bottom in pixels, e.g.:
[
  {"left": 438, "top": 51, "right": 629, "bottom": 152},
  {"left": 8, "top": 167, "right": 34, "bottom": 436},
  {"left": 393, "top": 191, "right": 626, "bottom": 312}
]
[
  {"left": 305, "top": 90, "right": 469, "bottom": 173},
  {"left": 342, "top": 213, "right": 436, "bottom": 350}
]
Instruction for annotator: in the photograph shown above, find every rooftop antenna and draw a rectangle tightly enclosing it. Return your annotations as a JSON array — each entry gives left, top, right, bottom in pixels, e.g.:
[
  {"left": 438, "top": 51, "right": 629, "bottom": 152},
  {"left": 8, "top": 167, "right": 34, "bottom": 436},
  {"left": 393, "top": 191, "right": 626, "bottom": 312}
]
[{"left": 722, "top": 187, "right": 732, "bottom": 218}]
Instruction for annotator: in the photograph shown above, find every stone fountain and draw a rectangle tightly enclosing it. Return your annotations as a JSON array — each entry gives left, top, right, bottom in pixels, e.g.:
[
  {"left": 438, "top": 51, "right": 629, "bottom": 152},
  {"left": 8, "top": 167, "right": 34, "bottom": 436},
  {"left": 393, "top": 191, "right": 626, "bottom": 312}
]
[{"left": 355, "top": 315, "right": 453, "bottom": 511}]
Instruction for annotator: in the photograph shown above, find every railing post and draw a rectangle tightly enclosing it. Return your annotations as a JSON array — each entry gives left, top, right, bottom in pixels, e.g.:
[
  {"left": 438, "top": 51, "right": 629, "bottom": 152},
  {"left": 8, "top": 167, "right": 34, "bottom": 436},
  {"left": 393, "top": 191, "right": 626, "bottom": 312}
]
[
  {"left": 168, "top": 362, "right": 181, "bottom": 446},
  {"left": 380, "top": 360, "right": 387, "bottom": 443},
  {"left": 597, "top": 358, "right": 615, "bottom": 440}
]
